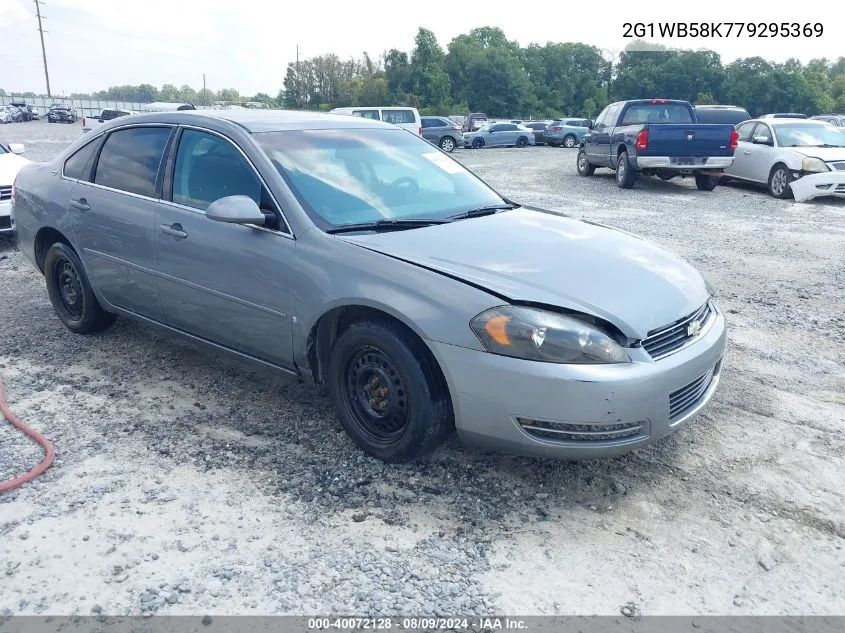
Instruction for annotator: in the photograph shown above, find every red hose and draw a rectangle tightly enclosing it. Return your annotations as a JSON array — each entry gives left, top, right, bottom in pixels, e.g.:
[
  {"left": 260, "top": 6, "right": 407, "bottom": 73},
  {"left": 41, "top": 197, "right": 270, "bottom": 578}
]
[{"left": 0, "top": 375, "right": 55, "bottom": 493}]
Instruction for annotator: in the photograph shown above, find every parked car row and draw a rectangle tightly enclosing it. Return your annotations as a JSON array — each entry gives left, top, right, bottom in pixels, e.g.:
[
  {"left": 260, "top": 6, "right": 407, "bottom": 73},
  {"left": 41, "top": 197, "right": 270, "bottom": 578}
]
[
  {"left": 1, "top": 103, "right": 40, "bottom": 123},
  {"left": 0, "top": 141, "right": 29, "bottom": 234}
]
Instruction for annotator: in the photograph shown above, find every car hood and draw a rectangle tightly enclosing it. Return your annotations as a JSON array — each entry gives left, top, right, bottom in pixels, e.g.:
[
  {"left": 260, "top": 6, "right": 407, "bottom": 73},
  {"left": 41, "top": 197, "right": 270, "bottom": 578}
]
[
  {"left": 0, "top": 153, "right": 31, "bottom": 185},
  {"left": 787, "top": 146, "right": 845, "bottom": 161},
  {"left": 338, "top": 208, "right": 709, "bottom": 339}
]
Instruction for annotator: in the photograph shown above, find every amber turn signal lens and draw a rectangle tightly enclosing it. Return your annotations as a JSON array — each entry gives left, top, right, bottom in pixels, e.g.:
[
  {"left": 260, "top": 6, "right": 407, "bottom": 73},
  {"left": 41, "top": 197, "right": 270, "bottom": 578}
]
[{"left": 484, "top": 314, "right": 512, "bottom": 346}]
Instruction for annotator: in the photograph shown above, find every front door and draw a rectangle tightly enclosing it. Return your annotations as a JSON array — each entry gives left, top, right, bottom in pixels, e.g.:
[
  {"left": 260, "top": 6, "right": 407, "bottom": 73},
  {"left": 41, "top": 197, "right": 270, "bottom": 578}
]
[
  {"left": 69, "top": 125, "right": 173, "bottom": 320},
  {"left": 154, "top": 127, "right": 295, "bottom": 368}
]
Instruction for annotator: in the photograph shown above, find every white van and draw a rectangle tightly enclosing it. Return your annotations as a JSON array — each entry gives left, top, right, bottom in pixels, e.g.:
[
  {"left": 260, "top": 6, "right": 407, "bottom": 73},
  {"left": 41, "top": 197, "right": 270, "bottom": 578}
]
[{"left": 329, "top": 106, "right": 422, "bottom": 135}]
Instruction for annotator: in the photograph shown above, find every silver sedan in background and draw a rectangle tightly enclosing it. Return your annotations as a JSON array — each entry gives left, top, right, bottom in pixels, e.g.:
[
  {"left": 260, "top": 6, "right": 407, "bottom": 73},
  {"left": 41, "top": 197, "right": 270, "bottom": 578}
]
[
  {"left": 12, "top": 109, "right": 725, "bottom": 463},
  {"left": 463, "top": 122, "right": 535, "bottom": 149},
  {"left": 724, "top": 118, "right": 845, "bottom": 201}
]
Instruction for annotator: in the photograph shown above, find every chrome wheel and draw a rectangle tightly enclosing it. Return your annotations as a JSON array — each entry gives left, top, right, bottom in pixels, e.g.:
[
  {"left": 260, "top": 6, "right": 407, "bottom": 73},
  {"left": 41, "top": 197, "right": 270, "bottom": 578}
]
[
  {"left": 440, "top": 137, "right": 455, "bottom": 152},
  {"left": 563, "top": 135, "right": 576, "bottom": 148},
  {"left": 771, "top": 169, "right": 787, "bottom": 195}
]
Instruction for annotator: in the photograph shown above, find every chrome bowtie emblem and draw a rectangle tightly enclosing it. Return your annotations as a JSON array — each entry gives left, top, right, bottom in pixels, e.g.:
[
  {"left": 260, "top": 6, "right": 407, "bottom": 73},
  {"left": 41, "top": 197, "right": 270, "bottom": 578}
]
[
  {"left": 687, "top": 320, "right": 702, "bottom": 336},
  {"left": 687, "top": 133, "right": 694, "bottom": 141}
]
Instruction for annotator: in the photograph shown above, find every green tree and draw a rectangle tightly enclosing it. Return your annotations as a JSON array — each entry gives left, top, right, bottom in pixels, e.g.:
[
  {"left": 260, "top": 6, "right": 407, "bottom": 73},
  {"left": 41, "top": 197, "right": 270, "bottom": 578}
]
[{"left": 410, "top": 28, "right": 450, "bottom": 108}]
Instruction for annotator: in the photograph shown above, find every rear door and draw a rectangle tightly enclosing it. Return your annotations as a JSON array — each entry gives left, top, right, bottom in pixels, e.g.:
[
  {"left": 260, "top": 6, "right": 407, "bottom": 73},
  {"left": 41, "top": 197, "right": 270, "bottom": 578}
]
[
  {"left": 726, "top": 121, "right": 760, "bottom": 180},
  {"left": 69, "top": 125, "right": 173, "bottom": 319},
  {"left": 589, "top": 104, "right": 618, "bottom": 166},
  {"left": 154, "top": 126, "right": 295, "bottom": 368},
  {"left": 420, "top": 117, "right": 440, "bottom": 144}
]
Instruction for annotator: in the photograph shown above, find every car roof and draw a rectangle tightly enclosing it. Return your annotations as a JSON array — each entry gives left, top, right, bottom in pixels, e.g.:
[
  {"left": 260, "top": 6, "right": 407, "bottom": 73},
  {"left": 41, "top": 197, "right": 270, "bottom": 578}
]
[
  {"left": 751, "top": 118, "right": 828, "bottom": 126},
  {"left": 88, "top": 109, "right": 396, "bottom": 133}
]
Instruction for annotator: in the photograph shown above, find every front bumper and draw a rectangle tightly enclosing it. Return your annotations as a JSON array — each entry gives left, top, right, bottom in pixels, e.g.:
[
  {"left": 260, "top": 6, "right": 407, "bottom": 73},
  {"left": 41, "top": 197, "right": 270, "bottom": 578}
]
[
  {"left": 429, "top": 307, "right": 727, "bottom": 459},
  {"left": 635, "top": 156, "right": 733, "bottom": 170},
  {"left": 0, "top": 200, "right": 13, "bottom": 234},
  {"left": 790, "top": 171, "right": 845, "bottom": 202}
]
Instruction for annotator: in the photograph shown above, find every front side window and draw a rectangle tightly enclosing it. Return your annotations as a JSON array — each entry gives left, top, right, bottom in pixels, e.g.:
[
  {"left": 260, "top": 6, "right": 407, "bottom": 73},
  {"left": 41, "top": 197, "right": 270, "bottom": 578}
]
[
  {"left": 773, "top": 123, "right": 845, "bottom": 148},
  {"left": 353, "top": 110, "right": 380, "bottom": 120},
  {"left": 63, "top": 139, "right": 100, "bottom": 180},
  {"left": 172, "top": 129, "right": 262, "bottom": 211},
  {"left": 382, "top": 109, "right": 415, "bottom": 124},
  {"left": 255, "top": 128, "right": 505, "bottom": 230},
  {"left": 94, "top": 127, "right": 171, "bottom": 197}
]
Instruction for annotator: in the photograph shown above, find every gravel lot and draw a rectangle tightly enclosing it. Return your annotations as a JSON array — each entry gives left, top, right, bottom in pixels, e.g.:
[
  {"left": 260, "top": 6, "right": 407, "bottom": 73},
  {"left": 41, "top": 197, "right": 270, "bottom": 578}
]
[{"left": 1, "top": 120, "right": 844, "bottom": 617}]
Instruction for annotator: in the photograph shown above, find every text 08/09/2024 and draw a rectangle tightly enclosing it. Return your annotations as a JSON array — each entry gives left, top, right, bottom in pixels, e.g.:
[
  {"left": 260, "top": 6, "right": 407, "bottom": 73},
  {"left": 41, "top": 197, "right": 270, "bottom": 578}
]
[{"left": 623, "top": 22, "right": 823, "bottom": 38}]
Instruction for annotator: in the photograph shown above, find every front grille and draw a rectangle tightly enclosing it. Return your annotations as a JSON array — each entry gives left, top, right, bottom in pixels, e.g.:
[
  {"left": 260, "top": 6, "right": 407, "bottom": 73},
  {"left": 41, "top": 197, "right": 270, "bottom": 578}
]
[
  {"left": 0, "top": 186, "right": 11, "bottom": 202},
  {"left": 669, "top": 360, "right": 720, "bottom": 421},
  {"left": 642, "top": 302, "right": 712, "bottom": 360},
  {"left": 518, "top": 418, "right": 647, "bottom": 444},
  {"left": 829, "top": 161, "right": 845, "bottom": 171}
]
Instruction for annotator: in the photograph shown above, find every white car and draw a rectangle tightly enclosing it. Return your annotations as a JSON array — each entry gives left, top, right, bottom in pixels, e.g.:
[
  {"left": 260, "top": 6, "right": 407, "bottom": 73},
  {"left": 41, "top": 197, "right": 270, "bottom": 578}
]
[
  {"left": 724, "top": 119, "right": 845, "bottom": 202},
  {"left": 1, "top": 142, "right": 29, "bottom": 234}
]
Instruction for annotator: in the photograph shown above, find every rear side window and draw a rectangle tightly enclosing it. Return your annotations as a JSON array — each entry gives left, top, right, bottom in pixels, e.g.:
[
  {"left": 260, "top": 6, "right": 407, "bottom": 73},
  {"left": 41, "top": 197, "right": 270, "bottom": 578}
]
[
  {"left": 421, "top": 118, "right": 437, "bottom": 128},
  {"left": 352, "top": 110, "right": 380, "bottom": 120},
  {"left": 736, "top": 121, "right": 758, "bottom": 142},
  {"left": 621, "top": 103, "right": 693, "bottom": 125},
  {"left": 94, "top": 127, "right": 172, "bottom": 197},
  {"left": 63, "top": 140, "right": 101, "bottom": 181},
  {"left": 382, "top": 109, "right": 415, "bottom": 124},
  {"left": 172, "top": 129, "right": 261, "bottom": 211}
]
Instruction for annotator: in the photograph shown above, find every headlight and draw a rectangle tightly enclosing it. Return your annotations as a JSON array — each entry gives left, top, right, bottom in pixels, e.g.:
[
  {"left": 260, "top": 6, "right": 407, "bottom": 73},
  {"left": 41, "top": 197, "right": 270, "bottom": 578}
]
[
  {"left": 470, "top": 306, "right": 630, "bottom": 364},
  {"left": 801, "top": 157, "right": 829, "bottom": 173}
]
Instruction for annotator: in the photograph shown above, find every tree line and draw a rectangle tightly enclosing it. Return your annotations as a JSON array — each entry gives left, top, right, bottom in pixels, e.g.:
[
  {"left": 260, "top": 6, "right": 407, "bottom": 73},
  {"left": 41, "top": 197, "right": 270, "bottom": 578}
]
[{"left": 4, "top": 28, "right": 844, "bottom": 118}]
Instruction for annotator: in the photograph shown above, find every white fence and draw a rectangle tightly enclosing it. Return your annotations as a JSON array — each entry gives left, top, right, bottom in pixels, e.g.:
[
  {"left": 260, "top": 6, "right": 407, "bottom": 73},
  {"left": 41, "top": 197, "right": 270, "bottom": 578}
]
[{"left": 0, "top": 95, "right": 225, "bottom": 118}]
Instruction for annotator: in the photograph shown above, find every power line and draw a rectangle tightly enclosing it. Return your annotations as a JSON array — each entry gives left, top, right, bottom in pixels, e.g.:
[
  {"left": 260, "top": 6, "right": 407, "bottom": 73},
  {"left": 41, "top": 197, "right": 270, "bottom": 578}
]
[{"left": 34, "top": 0, "right": 51, "bottom": 97}]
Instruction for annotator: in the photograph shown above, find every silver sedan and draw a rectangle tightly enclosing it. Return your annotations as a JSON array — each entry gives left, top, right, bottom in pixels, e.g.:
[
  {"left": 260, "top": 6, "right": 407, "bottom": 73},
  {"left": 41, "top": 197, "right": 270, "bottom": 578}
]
[
  {"left": 12, "top": 110, "right": 726, "bottom": 462},
  {"left": 463, "top": 122, "right": 535, "bottom": 149}
]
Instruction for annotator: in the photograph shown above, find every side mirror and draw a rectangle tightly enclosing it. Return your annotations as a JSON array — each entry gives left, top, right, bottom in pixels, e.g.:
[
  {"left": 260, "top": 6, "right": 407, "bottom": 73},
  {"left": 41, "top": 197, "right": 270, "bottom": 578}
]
[
  {"left": 587, "top": 121, "right": 594, "bottom": 129},
  {"left": 205, "top": 195, "right": 266, "bottom": 226},
  {"left": 9, "top": 143, "right": 25, "bottom": 155},
  {"left": 752, "top": 135, "right": 771, "bottom": 145}
]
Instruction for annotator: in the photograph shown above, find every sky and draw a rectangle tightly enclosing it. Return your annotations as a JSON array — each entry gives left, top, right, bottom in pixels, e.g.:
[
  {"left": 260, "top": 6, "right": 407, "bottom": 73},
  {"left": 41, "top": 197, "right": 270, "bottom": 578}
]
[{"left": 1, "top": 0, "right": 841, "bottom": 97}]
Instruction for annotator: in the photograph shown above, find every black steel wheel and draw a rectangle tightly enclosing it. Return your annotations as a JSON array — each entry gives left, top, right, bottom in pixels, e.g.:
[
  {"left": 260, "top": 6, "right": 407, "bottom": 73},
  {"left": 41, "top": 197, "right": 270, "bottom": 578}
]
[
  {"left": 44, "top": 242, "right": 116, "bottom": 333},
  {"left": 328, "top": 320, "right": 453, "bottom": 462}
]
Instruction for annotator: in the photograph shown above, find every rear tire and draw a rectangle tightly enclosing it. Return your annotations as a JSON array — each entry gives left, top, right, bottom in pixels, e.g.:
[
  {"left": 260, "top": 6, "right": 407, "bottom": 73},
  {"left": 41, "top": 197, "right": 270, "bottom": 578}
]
[
  {"left": 563, "top": 135, "right": 577, "bottom": 148},
  {"left": 44, "top": 243, "right": 116, "bottom": 334},
  {"left": 695, "top": 174, "right": 719, "bottom": 191},
  {"left": 768, "top": 164, "right": 794, "bottom": 199},
  {"left": 576, "top": 148, "right": 596, "bottom": 176},
  {"left": 471, "top": 138, "right": 484, "bottom": 149},
  {"left": 615, "top": 150, "right": 636, "bottom": 189},
  {"left": 328, "top": 320, "right": 454, "bottom": 462},
  {"left": 439, "top": 136, "right": 456, "bottom": 153},
  {"left": 516, "top": 136, "right": 528, "bottom": 148}
]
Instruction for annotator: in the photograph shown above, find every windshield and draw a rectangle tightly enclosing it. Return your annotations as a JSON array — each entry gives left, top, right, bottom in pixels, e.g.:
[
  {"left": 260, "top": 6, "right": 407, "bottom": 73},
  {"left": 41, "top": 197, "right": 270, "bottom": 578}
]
[
  {"left": 774, "top": 124, "right": 845, "bottom": 147},
  {"left": 255, "top": 128, "right": 505, "bottom": 230}
]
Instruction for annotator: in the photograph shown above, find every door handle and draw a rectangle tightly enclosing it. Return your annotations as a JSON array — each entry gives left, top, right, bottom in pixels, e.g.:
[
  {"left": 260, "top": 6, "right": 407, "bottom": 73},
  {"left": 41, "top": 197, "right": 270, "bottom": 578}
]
[
  {"left": 159, "top": 223, "right": 188, "bottom": 239},
  {"left": 70, "top": 198, "right": 90, "bottom": 211}
]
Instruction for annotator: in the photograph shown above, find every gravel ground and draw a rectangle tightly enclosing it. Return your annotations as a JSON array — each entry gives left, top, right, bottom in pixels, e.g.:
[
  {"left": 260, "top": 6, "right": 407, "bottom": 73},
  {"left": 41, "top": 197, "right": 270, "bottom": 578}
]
[{"left": 1, "top": 121, "right": 844, "bottom": 617}]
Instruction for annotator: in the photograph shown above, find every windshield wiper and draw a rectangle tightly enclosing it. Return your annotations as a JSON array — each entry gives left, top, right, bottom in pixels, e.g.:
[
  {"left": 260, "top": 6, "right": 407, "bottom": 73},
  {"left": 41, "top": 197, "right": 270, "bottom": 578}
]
[
  {"left": 449, "top": 202, "right": 519, "bottom": 221},
  {"left": 325, "top": 218, "right": 451, "bottom": 234},
  {"left": 806, "top": 144, "right": 843, "bottom": 148}
]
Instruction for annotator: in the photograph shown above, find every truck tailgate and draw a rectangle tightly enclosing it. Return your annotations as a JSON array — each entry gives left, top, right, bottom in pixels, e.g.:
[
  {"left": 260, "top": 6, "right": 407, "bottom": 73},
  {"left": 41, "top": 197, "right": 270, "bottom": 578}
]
[{"left": 639, "top": 124, "right": 734, "bottom": 158}]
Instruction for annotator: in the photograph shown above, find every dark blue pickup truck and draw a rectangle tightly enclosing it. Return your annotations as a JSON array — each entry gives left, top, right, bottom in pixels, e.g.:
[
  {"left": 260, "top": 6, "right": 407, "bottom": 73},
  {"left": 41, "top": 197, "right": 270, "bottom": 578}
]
[{"left": 577, "top": 99, "right": 739, "bottom": 191}]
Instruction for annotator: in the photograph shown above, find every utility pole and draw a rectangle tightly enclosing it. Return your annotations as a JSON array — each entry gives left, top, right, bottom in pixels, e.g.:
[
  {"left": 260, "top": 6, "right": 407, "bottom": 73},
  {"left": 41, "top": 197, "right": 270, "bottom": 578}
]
[
  {"left": 34, "top": 0, "right": 51, "bottom": 97},
  {"left": 203, "top": 73, "right": 206, "bottom": 93},
  {"left": 296, "top": 45, "right": 299, "bottom": 69}
]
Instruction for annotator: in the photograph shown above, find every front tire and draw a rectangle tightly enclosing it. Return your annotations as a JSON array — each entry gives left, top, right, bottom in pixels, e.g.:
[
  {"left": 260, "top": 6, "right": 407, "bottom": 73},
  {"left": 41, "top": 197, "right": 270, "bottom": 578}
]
[
  {"left": 576, "top": 148, "right": 596, "bottom": 176},
  {"left": 328, "top": 320, "right": 453, "bottom": 462},
  {"left": 471, "top": 138, "right": 484, "bottom": 149},
  {"left": 439, "top": 136, "right": 456, "bottom": 153},
  {"left": 615, "top": 150, "right": 636, "bottom": 189},
  {"left": 44, "top": 243, "right": 116, "bottom": 334},
  {"left": 563, "top": 135, "right": 577, "bottom": 148},
  {"left": 768, "top": 164, "right": 794, "bottom": 199},
  {"left": 515, "top": 136, "right": 528, "bottom": 148},
  {"left": 695, "top": 174, "right": 719, "bottom": 191}
]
